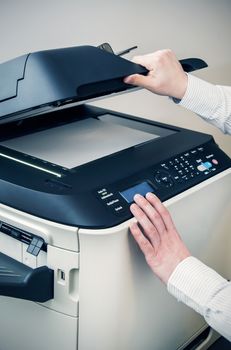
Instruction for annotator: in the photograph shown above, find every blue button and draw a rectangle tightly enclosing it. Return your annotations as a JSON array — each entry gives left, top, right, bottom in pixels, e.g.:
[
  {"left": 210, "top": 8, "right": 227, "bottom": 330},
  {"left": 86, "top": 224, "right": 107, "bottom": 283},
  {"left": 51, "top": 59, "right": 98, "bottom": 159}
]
[{"left": 203, "top": 162, "right": 212, "bottom": 169}]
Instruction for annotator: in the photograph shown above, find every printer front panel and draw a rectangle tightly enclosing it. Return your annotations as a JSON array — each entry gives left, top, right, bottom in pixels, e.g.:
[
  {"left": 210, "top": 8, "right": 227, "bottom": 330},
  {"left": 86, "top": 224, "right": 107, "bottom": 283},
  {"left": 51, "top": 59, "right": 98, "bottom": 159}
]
[{"left": 0, "top": 203, "right": 80, "bottom": 350}]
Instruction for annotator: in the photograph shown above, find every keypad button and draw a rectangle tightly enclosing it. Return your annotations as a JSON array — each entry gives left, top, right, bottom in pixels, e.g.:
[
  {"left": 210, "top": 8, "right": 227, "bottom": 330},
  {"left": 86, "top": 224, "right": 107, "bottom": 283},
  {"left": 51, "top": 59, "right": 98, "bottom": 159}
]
[
  {"left": 212, "top": 159, "right": 218, "bottom": 165},
  {"left": 173, "top": 175, "right": 183, "bottom": 183},
  {"left": 155, "top": 171, "right": 174, "bottom": 188},
  {"left": 197, "top": 164, "right": 207, "bottom": 172},
  {"left": 203, "top": 161, "right": 212, "bottom": 169}
]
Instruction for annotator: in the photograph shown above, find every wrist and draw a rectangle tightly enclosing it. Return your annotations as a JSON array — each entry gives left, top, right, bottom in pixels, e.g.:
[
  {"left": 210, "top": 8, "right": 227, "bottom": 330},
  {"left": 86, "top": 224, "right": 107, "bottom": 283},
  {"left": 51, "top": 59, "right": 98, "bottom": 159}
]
[
  {"left": 172, "top": 72, "right": 188, "bottom": 100},
  {"left": 155, "top": 253, "right": 191, "bottom": 285}
]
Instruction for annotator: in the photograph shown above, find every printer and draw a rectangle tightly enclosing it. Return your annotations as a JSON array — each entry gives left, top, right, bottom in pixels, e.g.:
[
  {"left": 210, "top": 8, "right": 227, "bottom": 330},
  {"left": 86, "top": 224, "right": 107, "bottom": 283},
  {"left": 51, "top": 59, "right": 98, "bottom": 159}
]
[{"left": 0, "top": 45, "right": 230, "bottom": 350}]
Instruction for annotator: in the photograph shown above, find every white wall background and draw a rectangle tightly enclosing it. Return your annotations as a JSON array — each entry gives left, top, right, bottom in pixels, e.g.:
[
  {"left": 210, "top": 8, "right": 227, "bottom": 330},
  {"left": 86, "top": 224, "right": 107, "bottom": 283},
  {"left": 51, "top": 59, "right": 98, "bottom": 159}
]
[{"left": 0, "top": 0, "right": 231, "bottom": 155}]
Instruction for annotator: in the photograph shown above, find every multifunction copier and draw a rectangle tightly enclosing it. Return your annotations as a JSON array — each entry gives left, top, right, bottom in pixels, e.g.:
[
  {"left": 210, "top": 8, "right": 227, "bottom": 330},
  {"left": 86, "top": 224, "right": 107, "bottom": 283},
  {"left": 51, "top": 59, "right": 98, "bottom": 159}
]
[{"left": 0, "top": 45, "right": 230, "bottom": 350}]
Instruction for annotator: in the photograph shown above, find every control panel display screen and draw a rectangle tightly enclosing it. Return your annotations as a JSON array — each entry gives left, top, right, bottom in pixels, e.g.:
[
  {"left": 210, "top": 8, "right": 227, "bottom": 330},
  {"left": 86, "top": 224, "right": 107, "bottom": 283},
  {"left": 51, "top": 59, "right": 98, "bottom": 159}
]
[{"left": 120, "top": 182, "right": 153, "bottom": 203}]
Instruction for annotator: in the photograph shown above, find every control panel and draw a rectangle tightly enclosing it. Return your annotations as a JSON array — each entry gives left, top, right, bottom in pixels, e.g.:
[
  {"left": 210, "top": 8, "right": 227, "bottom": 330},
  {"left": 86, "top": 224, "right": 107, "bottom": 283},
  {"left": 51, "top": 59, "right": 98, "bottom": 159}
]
[{"left": 95, "top": 145, "right": 224, "bottom": 217}]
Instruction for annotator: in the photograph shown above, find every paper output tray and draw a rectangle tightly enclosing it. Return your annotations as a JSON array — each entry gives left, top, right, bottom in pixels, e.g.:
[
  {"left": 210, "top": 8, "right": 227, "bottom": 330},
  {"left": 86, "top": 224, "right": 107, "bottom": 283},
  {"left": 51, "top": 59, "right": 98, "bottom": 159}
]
[{"left": 0, "top": 252, "right": 54, "bottom": 302}]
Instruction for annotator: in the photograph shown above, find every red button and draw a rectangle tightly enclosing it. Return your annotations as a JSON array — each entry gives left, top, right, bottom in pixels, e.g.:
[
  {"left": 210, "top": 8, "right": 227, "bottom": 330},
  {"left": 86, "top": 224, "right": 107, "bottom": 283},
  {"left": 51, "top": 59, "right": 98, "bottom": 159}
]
[{"left": 212, "top": 159, "right": 218, "bottom": 165}]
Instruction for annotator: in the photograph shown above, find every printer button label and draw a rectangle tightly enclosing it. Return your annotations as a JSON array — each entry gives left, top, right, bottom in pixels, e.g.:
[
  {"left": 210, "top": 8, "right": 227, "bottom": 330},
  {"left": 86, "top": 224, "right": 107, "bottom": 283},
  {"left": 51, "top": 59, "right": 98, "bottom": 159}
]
[
  {"left": 106, "top": 199, "right": 120, "bottom": 206},
  {"left": 97, "top": 188, "right": 107, "bottom": 194},
  {"left": 101, "top": 193, "right": 113, "bottom": 200},
  {"left": 113, "top": 205, "right": 126, "bottom": 216}
]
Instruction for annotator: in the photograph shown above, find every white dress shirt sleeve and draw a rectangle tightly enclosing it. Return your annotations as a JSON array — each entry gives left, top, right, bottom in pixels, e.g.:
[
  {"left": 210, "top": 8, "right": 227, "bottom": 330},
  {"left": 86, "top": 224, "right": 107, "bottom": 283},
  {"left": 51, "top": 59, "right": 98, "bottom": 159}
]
[
  {"left": 167, "top": 256, "right": 231, "bottom": 341},
  {"left": 169, "top": 75, "right": 231, "bottom": 340},
  {"left": 177, "top": 74, "right": 231, "bottom": 135}
]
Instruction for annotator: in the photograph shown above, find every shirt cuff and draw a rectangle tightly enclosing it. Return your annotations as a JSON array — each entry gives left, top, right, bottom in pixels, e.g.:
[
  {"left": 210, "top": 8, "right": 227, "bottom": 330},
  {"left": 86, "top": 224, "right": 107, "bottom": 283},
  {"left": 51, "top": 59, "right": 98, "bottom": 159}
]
[
  {"left": 178, "top": 74, "right": 221, "bottom": 120},
  {"left": 167, "top": 256, "right": 228, "bottom": 316}
]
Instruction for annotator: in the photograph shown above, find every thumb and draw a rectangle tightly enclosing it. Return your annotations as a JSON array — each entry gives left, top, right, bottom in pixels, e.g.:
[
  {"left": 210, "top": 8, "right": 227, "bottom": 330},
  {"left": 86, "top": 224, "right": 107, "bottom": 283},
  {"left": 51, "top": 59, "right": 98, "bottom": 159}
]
[{"left": 123, "top": 74, "right": 150, "bottom": 88}]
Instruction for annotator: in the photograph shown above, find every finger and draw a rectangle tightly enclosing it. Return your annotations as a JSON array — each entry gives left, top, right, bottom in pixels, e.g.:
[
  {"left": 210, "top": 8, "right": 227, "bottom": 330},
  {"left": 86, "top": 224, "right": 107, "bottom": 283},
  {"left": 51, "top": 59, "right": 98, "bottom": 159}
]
[
  {"left": 133, "top": 194, "right": 166, "bottom": 235},
  {"left": 146, "top": 192, "right": 176, "bottom": 231},
  {"left": 130, "top": 203, "right": 160, "bottom": 247},
  {"left": 132, "top": 55, "right": 154, "bottom": 71},
  {"left": 124, "top": 73, "right": 151, "bottom": 88},
  {"left": 129, "top": 221, "right": 156, "bottom": 258}
]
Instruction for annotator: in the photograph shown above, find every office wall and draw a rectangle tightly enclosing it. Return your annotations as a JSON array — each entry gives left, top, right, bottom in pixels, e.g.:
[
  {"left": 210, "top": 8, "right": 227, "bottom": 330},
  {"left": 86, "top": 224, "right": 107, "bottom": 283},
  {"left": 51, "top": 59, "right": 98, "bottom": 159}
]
[{"left": 0, "top": 0, "right": 231, "bottom": 155}]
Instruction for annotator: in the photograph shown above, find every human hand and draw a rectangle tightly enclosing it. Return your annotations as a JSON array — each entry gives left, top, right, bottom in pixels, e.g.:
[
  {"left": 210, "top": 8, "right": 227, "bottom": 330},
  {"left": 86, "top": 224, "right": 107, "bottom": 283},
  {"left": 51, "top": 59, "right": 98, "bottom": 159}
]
[
  {"left": 124, "top": 49, "right": 188, "bottom": 100},
  {"left": 129, "top": 192, "right": 191, "bottom": 284}
]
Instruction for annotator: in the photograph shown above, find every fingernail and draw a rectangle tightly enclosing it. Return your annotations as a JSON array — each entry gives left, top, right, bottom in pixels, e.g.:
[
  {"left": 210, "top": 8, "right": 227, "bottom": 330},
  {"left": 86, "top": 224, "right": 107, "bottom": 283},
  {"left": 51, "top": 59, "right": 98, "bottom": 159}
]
[
  {"left": 130, "top": 203, "right": 136, "bottom": 211},
  {"left": 124, "top": 76, "right": 131, "bottom": 84},
  {"left": 134, "top": 194, "right": 142, "bottom": 201}
]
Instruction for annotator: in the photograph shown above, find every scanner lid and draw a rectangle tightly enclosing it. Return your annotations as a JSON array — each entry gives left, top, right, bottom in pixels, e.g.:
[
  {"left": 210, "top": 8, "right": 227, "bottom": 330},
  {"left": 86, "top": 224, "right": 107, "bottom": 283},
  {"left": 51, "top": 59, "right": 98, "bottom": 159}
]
[
  {"left": 0, "top": 45, "right": 149, "bottom": 124},
  {"left": 0, "top": 45, "right": 207, "bottom": 125}
]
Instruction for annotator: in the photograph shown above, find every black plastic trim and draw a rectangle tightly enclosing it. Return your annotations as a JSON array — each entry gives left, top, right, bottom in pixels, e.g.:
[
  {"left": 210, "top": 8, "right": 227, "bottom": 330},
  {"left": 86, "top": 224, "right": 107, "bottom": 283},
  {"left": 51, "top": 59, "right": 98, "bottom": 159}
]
[
  {"left": 0, "top": 252, "right": 53, "bottom": 302},
  {"left": 179, "top": 58, "right": 208, "bottom": 72}
]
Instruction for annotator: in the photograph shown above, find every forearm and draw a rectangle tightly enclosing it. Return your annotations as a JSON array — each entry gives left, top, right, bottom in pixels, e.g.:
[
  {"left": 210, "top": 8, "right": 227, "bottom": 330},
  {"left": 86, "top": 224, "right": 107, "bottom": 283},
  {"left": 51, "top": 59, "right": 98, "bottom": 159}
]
[
  {"left": 177, "top": 74, "right": 231, "bottom": 134},
  {"left": 167, "top": 256, "right": 231, "bottom": 341}
]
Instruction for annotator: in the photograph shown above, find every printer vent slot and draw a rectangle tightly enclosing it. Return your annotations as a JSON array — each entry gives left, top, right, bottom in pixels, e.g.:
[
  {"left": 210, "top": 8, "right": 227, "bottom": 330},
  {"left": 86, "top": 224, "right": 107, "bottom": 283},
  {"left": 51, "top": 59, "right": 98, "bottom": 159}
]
[
  {"left": 0, "top": 223, "right": 12, "bottom": 236},
  {"left": 0, "top": 221, "right": 47, "bottom": 252},
  {"left": 20, "top": 231, "right": 33, "bottom": 245}
]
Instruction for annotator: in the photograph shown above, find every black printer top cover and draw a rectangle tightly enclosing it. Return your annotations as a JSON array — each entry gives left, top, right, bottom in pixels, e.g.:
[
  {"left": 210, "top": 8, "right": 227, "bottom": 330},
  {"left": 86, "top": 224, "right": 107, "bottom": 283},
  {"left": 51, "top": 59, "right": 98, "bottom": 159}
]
[{"left": 0, "top": 45, "right": 148, "bottom": 123}]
